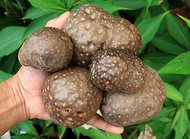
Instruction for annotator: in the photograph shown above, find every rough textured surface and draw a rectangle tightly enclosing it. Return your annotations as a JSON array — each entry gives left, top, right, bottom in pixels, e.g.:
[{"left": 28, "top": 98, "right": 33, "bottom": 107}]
[
  {"left": 100, "top": 65, "right": 166, "bottom": 126},
  {"left": 18, "top": 27, "right": 73, "bottom": 72},
  {"left": 43, "top": 67, "right": 102, "bottom": 128},
  {"left": 90, "top": 49, "right": 146, "bottom": 93},
  {"left": 64, "top": 4, "right": 142, "bottom": 67},
  {"left": 138, "top": 125, "right": 156, "bottom": 139}
]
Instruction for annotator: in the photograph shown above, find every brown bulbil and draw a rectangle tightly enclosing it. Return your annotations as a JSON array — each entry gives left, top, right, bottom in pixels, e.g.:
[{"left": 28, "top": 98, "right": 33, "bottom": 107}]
[
  {"left": 42, "top": 67, "right": 102, "bottom": 128},
  {"left": 64, "top": 4, "right": 142, "bottom": 67},
  {"left": 18, "top": 27, "right": 73, "bottom": 72},
  {"left": 100, "top": 66, "right": 166, "bottom": 126},
  {"left": 90, "top": 49, "right": 146, "bottom": 93}
]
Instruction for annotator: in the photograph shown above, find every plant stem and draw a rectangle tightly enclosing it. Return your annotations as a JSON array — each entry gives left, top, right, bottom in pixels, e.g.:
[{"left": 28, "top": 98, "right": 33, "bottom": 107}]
[{"left": 127, "top": 128, "right": 139, "bottom": 139}]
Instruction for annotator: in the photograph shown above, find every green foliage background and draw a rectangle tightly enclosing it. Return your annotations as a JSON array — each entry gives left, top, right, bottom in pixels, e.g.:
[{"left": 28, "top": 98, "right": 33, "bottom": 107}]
[{"left": 0, "top": 0, "right": 190, "bottom": 138}]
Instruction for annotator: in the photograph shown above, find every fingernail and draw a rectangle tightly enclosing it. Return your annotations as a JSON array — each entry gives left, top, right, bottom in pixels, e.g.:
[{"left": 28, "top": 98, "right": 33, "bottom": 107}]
[{"left": 59, "top": 11, "right": 71, "bottom": 17}]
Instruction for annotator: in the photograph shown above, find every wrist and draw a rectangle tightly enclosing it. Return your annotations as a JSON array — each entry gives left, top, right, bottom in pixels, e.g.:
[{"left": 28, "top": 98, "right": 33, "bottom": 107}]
[
  {"left": 0, "top": 78, "right": 28, "bottom": 135},
  {"left": 6, "top": 77, "right": 29, "bottom": 121}
]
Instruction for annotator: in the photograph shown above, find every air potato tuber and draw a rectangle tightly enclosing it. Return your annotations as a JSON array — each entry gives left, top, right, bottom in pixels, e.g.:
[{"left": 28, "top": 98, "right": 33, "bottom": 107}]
[
  {"left": 99, "top": 66, "right": 166, "bottom": 126},
  {"left": 90, "top": 48, "right": 146, "bottom": 93},
  {"left": 18, "top": 27, "right": 73, "bottom": 72},
  {"left": 64, "top": 4, "right": 142, "bottom": 68},
  {"left": 42, "top": 67, "right": 102, "bottom": 128}
]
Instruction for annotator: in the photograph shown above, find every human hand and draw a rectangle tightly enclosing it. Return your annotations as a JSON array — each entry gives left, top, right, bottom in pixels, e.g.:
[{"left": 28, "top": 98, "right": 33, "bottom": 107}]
[{"left": 14, "top": 12, "right": 124, "bottom": 134}]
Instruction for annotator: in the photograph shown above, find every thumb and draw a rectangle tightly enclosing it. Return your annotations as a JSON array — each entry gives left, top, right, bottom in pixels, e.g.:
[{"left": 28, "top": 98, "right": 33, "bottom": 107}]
[{"left": 46, "top": 11, "right": 71, "bottom": 29}]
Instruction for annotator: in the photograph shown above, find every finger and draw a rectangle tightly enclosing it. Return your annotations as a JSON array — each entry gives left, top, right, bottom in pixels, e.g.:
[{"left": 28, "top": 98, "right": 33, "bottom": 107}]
[
  {"left": 87, "top": 114, "right": 124, "bottom": 134},
  {"left": 46, "top": 12, "right": 71, "bottom": 29}
]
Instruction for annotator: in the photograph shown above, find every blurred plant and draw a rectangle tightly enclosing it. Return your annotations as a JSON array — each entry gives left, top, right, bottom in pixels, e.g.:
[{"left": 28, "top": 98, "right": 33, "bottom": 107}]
[
  {"left": 0, "top": 0, "right": 190, "bottom": 139},
  {"left": 0, "top": 0, "right": 31, "bottom": 29}
]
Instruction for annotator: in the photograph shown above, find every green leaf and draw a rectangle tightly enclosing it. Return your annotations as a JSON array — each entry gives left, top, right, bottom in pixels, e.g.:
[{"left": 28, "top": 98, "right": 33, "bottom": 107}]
[
  {"left": 154, "top": 107, "right": 176, "bottom": 120},
  {"left": 17, "top": 120, "right": 38, "bottom": 135},
  {"left": 0, "top": 18, "right": 23, "bottom": 29},
  {"left": 10, "top": 125, "right": 20, "bottom": 135},
  {"left": 44, "top": 120, "right": 53, "bottom": 127},
  {"left": 106, "top": 132, "right": 122, "bottom": 139},
  {"left": 11, "top": 59, "right": 21, "bottom": 74},
  {"left": 185, "top": 124, "right": 190, "bottom": 139},
  {"left": 22, "top": 13, "right": 61, "bottom": 40},
  {"left": 180, "top": 75, "right": 190, "bottom": 100},
  {"left": 0, "top": 70, "right": 13, "bottom": 81},
  {"left": 186, "top": 102, "right": 190, "bottom": 109},
  {"left": 158, "top": 51, "right": 190, "bottom": 75},
  {"left": 164, "top": 82, "right": 184, "bottom": 102},
  {"left": 79, "top": 127, "right": 108, "bottom": 139},
  {"left": 141, "top": 52, "right": 176, "bottom": 64},
  {"left": 163, "top": 122, "right": 173, "bottom": 139},
  {"left": 72, "top": 128, "right": 80, "bottom": 139},
  {"left": 143, "top": 60, "right": 163, "bottom": 71},
  {"left": 113, "top": 0, "right": 163, "bottom": 10},
  {"left": 63, "top": 0, "right": 75, "bottom": 9},
  {"left": 151, "top": 35, "right": 187, "bottom": 54},
  {"left": 137, "top": 11, "right": 169, "bottom": 52},
  {"left": 0, "top": 26, "right": 26, "bottom": 57},
  {"left": 149, "top": 0, "right": 169, "bottom": 34},
  {"left": 146, "top": 0, "right": 152, "bottom": 11},
  {"left": 160, "top": 74, "right": 185, "bottom": 83},
  {"left": 134, "top": 8, "right": 151, "bottom": 26},
  {"left": 12, "top": 134, "right": 37, "bottom": 139},
  {"left": 159, "top": 117, "right": 172, "bottom": 122},
  {"left": 72, "top": 0, "right": 127, "bottom": 13},
  {"left": 164, "top": 97, "right": 177, "bottom": 107},
  {"left": 23, "top": 6, "right": 52, "bottom": 20},
  {"left": 90, "top": 1, "right": 127, "bottom": 13},
  {"left": 166, "top": 13, "right": 190, "bottom": 49},
  {"left": 0, "top": 51, "right": 18, "bottom": 73},
  {"left": 42, "top": 126, "right": 54, "bottom": 134},
  {"left": 28, "top": 0, "right": 66, "bottom": 11},
  {"left": 171, "top": 106, "right": 183, "bottom": 128},
  {"left": 178, "top": 14, "right": 190, "bottom": 28},
  {"left": 157, "top": 16, "right": 167, "bottom": 34},
  {"left": 149, "top": 0, "right": 169, "bottom": 17},
  {"left": 148, "top": 121, "right": 166, "bottom": 138},
  {"left": 57, "top": 125, "right": 66, "bottom": 139},
  {"left": 173, "top": 107, "right": 189, "bottom": 139}
]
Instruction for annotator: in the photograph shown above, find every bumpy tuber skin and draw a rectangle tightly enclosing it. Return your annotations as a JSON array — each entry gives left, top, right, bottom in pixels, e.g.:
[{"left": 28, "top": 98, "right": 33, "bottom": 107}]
[
  {"left": 64, "top": 4, "right": 142, "bottom": 67},
  {"left": 42, "top": 67, "right": 103, "bottom": 128},
  {"left": 90, "top": 48, "right": 146, "bottom": 93},
  {"left": 18, "top": 27, "right": 73, "bottom": 72},
  {"left": 100, "top": 65, "right": 166, "bottom": 126}
]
